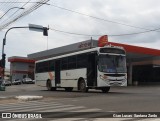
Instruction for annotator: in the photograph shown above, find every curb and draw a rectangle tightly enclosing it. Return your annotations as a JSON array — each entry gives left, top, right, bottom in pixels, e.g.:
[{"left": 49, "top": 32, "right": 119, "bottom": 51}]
[
  {"left": 0, "top": 95, "right": 43, "bottom": 102},
  {"left": 15, "top": 95, "right": 43, "bottom": 101}
]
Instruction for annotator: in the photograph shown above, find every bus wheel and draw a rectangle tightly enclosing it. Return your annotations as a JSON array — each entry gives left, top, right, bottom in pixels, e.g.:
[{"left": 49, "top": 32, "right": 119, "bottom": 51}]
[
  {"left": 79, "top": 80, "right": 88, "bottom": 92},
  {"left": 46, "top": 80, "right": 56, "bottom": 91},
  {"left": 65, "top": 87, "right": 73, "bottom": 92},
  {"left": 101, "top": 87, "right": 110, "bottom": 93}
]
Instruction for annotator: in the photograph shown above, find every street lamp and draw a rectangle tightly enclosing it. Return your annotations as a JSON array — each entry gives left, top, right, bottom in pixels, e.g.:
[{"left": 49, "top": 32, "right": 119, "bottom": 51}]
[
  {"left": 1, "top": 24, "right": 49, "bottom": 79},
  {"left": 0, "top": 7, "right": 24, "bottom": 20}
]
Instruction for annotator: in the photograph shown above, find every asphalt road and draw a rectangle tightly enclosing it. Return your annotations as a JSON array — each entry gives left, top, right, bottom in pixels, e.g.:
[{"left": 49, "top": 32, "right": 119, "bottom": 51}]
[{"left": 1, "top": 84, "right": 160, "bottom": 112}]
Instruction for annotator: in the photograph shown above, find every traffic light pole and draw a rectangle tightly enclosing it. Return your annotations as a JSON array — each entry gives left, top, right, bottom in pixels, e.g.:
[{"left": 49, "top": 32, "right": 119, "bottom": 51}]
[
  {"left": 1, "top": 25, "right": 49, "bottom": 79},
  {"left": 1, "top": 27, "right": 28, "bottom": 79}
]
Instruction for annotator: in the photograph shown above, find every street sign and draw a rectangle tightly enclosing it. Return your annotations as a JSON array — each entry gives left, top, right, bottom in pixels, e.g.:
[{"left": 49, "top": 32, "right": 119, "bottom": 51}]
[{"left": 28, "top": 24, "right": 44, "bottom": 32}]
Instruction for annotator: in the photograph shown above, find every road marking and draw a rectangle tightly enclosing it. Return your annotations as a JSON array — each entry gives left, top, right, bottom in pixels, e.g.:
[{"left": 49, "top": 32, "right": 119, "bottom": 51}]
[
  {"left": 0, "top": 101, "right": 62, "bottom": 109},
  {"left": 1, "top": 104, "right": 74, "bottom": 112},
  {"left": 70, "top": 108, "right": 101, "bottom": 112},
  {"left": 50, "top": 118, "right": 85, "bottom": 121},
  {"left": 0, "top": 103, "right": 63, "bottom": 111},
  {"left": 0, "top": 100, "right": 53, "bottom": 106},
  {"left": 43, "top": 106, "right": 85, "bottom": 112},
  {"left": 0, "top": 100, "right": 104, "bottom": 120}
]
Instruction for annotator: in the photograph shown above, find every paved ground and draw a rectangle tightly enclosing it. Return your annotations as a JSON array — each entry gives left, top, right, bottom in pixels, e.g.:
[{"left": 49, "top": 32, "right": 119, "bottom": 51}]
[
  {"left": 0, "top": 97, "right": 160, "bottom": 121},
  {"left": 1, "top": 84, "right": 160, "bottom": 120},
  {"left": 1, "top": 84, "right": 160, "bottom": 111}
]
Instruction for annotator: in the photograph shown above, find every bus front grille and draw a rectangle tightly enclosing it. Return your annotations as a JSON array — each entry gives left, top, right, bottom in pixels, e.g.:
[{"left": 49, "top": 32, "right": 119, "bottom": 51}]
[{"left": 104, "top": 74, "right": 125, "bottom": 77}]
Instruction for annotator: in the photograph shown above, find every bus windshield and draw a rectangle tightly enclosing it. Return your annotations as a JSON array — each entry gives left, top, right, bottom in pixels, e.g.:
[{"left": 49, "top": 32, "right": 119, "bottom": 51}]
[{"left": 98, "top": 54, "right": 126, "bottom": 73}]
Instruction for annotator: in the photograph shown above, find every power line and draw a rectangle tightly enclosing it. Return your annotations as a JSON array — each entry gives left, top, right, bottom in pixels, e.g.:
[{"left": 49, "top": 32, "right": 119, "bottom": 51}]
[
  {"left": 0, "top": 1, "right": 159, "bottom": 32},
  {"left": 0, "top": 0, "right": 32, "bottom": 27},
  {"left": 0, "top": 2, "right": 39, "bottom": 3},
  {"left": 0, "top": 1, "right": 154, "bottom": 31},
  {"left": 0, "top": 0, "right": 21, "bottom": 13},
  {"left": 0, "top": 0, "right": 49, "bottom": 30},
  {"left": 50, "top": 27, "right": 160, "bottom": 37},
  {"left": 50, "top": 28, "right": 101, "bottom": 36},
  {"left": 46, "top": 3, "right": 155, "bottom": 31}
]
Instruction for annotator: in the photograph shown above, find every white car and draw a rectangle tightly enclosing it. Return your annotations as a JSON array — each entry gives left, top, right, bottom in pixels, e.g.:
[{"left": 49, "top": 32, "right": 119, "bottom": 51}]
[
  {"left": 22, "top": 78, "right": 34, "bottom": 84},
  {"left": 4, "top": 80, "right": 12, "bottom": 86},
  {"left": 13, "top": 79, "right": 21, "bottom": 85}
]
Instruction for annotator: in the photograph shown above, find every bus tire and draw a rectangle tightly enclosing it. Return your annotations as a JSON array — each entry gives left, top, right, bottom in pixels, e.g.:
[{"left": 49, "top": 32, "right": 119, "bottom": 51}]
[
  {"left": 101, "top": 87, "right": 110, "bottom": 93},
  {"left": 65, "top": 87, "right": 73, "bottom": 92},
  {"left": 46, "top": 80, "right": 56, "bottom": 91},
  {"left": 51, "top": 87, "right": 56, "bottom": 91},
  {"left": 79, "top": 79, "right": 88, "bottom": 92}
]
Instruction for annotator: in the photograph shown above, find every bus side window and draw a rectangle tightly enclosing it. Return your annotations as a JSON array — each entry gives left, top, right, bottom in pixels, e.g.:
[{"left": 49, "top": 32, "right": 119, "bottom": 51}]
[
  {"left": 68, "top": 56, "right": 76, "bottom": 69},
  {"left": 49, "top": 60, "right": 55, "bottom": 71},
  {"left": 42, "top": 61, "right": 49, "bottom": 72},
  {"left": 37, "top": 62, "right": 44, "bottom": 73},
  {"left": 77, "top": 54, "right": 87, "bottom": 68},
  {"left": 61, "top": 57, "right": 68, "bottom": 70},
  {"left": 35, "top": 63, "right": 40, "bottom": 73}
]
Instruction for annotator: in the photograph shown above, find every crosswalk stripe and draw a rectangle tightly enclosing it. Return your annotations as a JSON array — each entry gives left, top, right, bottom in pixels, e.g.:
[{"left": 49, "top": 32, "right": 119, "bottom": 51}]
[
  {"left": 0, "top": 103, "right": 61, "bottom": 111},
  {"left": 1, "top": 104, "right": 73, "bottom": 112},
  {"left": 0, "top": 101, "right": 109, "bottom": 121},
  {"left": 42, "top": 106, "right": 85, "bottom": 112},
  {"left": 0, "top": 101, "right": 61, "bottom": 109},
  {"left": 50, "top": 118, "right": 85, "bottom": 121},
  {"left": 0, "top": 101, "right": 66, "bottom": 110},
  {"left": 0, "top": 100, "right": 43, "bottom": 106},
  {"left": 17, "top": 104, "right": 74, "bottom": 112},
  {"left": 70, "top": 108, "right": 101, "bottom": 112}
]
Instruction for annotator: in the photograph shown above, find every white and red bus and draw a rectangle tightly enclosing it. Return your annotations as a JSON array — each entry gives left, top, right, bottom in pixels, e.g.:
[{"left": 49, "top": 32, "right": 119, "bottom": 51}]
[{"left": 35, "top": 44, "right": 127, "bottom": 93}]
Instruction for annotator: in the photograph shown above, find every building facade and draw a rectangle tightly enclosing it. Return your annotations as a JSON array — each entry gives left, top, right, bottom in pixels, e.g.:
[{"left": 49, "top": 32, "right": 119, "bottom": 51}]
[{"left": 8, "top": 56, "right": 35, "bottom": 81}]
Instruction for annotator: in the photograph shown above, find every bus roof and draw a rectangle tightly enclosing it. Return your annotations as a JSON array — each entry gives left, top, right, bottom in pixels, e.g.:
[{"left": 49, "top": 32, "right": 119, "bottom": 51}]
[
  {"left": 36, "top": 46, "right": 125, "bottom": 63},
  {"left": 36, "top": 47, "right": 99, "bottom": 63}
]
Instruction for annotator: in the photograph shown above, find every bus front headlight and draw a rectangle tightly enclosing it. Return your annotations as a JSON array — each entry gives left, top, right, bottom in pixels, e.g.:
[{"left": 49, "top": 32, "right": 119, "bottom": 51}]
[{"left": 99, "top": 74, "right": 108, "bottom": 80}]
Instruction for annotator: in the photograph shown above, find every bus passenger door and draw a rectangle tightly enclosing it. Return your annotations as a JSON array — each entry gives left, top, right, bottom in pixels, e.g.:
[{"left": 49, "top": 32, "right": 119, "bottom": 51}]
[
  {"left": 55, "top": 60, "right": 61, "bottom": 86},
  {"left": 87, "top": 53, "right": 97, "bottom": 87}
]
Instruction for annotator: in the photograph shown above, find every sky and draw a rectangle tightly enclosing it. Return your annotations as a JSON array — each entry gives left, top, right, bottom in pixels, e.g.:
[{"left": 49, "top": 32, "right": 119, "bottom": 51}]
[{"left": 0, "top": 0, "right": 160, "bottom": 68}]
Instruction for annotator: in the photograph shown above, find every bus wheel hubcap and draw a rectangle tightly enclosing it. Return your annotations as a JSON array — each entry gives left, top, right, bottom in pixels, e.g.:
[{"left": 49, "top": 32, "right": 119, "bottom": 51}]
[{"left": 80, "top": 82, "right": 85, "bottom": 91}]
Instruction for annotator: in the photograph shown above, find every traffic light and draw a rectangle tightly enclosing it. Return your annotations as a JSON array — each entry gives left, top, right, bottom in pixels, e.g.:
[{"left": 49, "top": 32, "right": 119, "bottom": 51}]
[
  {"left": 43, "top": 27, "right": 49, "bottom": 36},
  {"left": 2, "top": 53, "right": 6, "bottom": 68}
]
